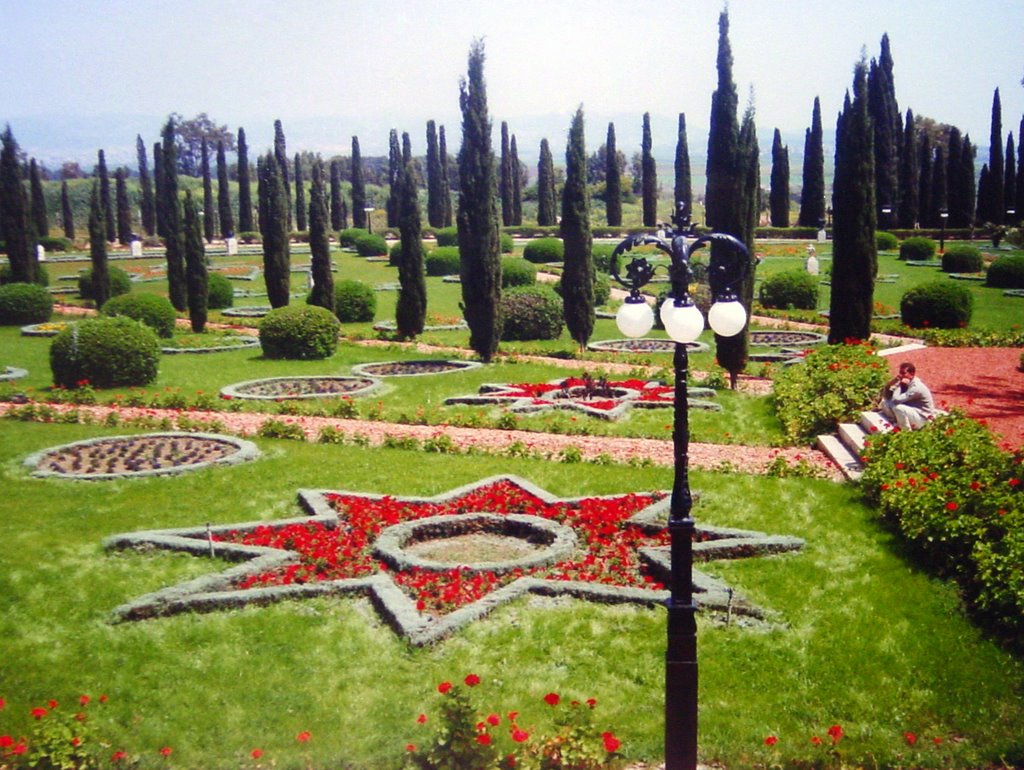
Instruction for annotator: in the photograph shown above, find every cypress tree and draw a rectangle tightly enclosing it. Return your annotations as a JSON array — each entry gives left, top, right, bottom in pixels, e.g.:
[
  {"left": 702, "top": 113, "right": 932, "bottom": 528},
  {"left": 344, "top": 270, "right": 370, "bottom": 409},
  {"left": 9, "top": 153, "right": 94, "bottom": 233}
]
[
  {"left": 294, "top": 153, "right": 307, "bottom": 232},
  {"left": 426, "top": 120, "right": 445, "bottom": 227},
  {"left": 115, "top": 168, "right": 132, "bottom": 245},
  {"left": 898, "top": 110, "right": 919, "bottom": 228},
  {"left": 201, "top": 139, "right": 215, "bottom": 242},
  {"left": 561, "top": 106, "right": 594, "bottom": 350},
  {"left": 641, "top": 112, "right": 657, "bottom": 226},
  {"left": 510, "top": 134, "right": 523, "bottom": 226},
  {"left": 153, "top": 143, "right": 165, "bottom": 238},
  {"left": 258, "top": 151, "right": 291, "bottom": 307},
  {"left": 387, "top": 129, "right": 401, "bottom": 228},
  {"left": 457, "top": 39, "right": 502, "bottom": 362},
  {"left": 1, "top": 126, "right": 37, "bottom": 283},
  {"left": 932, "top": 145, "right": 948, "bottom": 226},
  {"left": 673, "top": 113, "right": 692, "bottom": 216},
  {"left": 439, "top": 125, "right": 453, "bottom": 226},
  {"left": 137, "top": 135, "right": 156, "bottom": 236},
  {"left": 396, "top": 132, "right": 427, "bottom": 338},
  {"left": 273, "top": 119, "right": 292, "bottom": 229},
  {"left": 976, "top": 164, "right": 991, "bottom": 226},
  {"left": 987, "top": 88, "right": 1004, "bottom": 223},
  {"left": 237, "top": 127, "right": 253, "bottom": 233},
  {"left": 499, "top": 121, "right": 513, "bottom": 226},
  {"left": 536, "top": 138, "right": 557, "bottom": 226},
  {"left": 351, "top": 136, "right": 366, "bottom": 229},
  {"left": 61, "top": 180, "right": 74, "bottom": 240},
  {"left": 829, "top": 59, "right": 876, "bottom": 344},
  {"left": 918, "top": 132, "right": 934, "bottom": 227},
  {"left": 29, "top": 159, "right": 48, "bottom": 239},
  {"left": 98, "top": 150, "right": 115, "bottom": 241},
  {"left": 945, "top": 128, "right": 964, "bottom": 228},
  {"left": 216, "top": 141, "right": 234, "bottom": 237},
  {"left": 161, "top": 119, "right": 187, "bottom": 311},
  {"left": 307, "top": 158, "right": 334, "bottom": 314},
  {"left": 1004, "top": 133, "right": 1016, "bottom": 221},
  {"left": 769, "top": 128, "right": 790, "bottom": 227},
  {"left": 182, "top": 189, "right": 208, "bottom": 332},
  {"left": 88, "top": 180, "right": 110, "bottom": 308},
  {"left": 1017, "top": 118, "right": 1024, "bottom": 218},
  {"left": 960, "top": 135, "right": 976, "bottom": 228},
  {"left": 605, "top": 123, "right": 622, "bottom": 226},
  {"left": 868, "top": 35, "right": 900, "bottom": 226},
  {"left": 798, "top": 97, "right": 825, "bottom": 227},
  {"left": 256, "top": 155, "right": 266, "bottom": 233},
  {"left": 330, "top": 159, "right": 344, "bottom": 231}
]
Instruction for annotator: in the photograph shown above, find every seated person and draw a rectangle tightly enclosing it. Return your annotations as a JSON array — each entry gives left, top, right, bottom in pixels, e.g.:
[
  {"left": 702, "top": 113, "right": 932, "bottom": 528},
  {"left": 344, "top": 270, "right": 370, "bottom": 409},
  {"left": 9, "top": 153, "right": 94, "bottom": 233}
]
[{"left": 879, "top": 362, "right": 935, "bottom": 430}]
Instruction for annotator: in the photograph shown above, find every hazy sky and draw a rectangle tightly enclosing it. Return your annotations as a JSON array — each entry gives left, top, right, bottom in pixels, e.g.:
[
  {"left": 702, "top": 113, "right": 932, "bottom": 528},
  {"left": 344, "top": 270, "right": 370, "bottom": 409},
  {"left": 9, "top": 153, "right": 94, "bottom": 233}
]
[{"left": 3, "top": 0, "right": 1023, "bottom": 164}]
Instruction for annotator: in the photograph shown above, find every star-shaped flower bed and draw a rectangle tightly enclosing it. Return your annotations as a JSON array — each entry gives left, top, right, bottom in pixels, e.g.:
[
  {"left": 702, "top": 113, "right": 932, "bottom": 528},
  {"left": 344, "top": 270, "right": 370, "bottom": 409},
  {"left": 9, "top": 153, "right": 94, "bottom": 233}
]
[
  {"left": 444, "top": 377, "right": 720, "bottom": 420},
  {"left": 104, "top": 476, "right": 803, "bottom": 645}
]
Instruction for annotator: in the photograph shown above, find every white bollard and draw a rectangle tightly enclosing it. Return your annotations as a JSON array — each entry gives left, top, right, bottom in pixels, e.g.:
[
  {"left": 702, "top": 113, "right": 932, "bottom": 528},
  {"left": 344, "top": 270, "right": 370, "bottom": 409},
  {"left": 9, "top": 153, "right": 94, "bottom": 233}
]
[
  {"left": 36, "top": 244, "right": 46, "bottom": 262},
  {"left": 130, "top": 240, "right": 143, "bottom": 257},
  {"left": 226, "top": 237, "right": 238, "bottom": 256}
]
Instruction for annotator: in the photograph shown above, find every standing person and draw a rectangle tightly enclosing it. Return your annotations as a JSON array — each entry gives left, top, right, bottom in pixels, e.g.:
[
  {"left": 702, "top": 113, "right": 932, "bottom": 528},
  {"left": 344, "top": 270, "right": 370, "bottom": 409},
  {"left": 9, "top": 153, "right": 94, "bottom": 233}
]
[{"left": 879, "top": 362, "right": 935, "bottom": 430}]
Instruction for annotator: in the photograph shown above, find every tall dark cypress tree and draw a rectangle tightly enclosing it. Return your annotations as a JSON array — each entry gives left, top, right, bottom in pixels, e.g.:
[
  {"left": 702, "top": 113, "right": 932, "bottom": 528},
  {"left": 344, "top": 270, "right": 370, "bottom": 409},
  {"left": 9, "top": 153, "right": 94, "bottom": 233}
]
[
  {"left": 201, "top": 139, "right": 215, "bottom": 242},
  {"left": 536, "top": 138, "right": 557, "bottom": 226},
  {"left": 959, "top": 135, "right": 977, "bottom": 227},
  {"left": 976, "top": 164, "right": 991, "bottom": 226},
  {"left": 273, "top": 119, "right": 292, "bottom": 229},
  {"left": 426, "top": 120, "right": 445, "bottom": 227},
  {"left": 457, "top": 39, "right": 502, "bottom": 362},
  {"left": 641, "top": 112, "right": 657, "bottom": 226},
  {"left": 237, "top": 127, "right": 253, "bottom": 233},
  {"left": 673, "top": 113, "right": 692, "bottom": 216},
  {"left": 1004, "top": 134, "right": 1016, "bottom": 221},
  {"left": 137, "top": 135, "right": 156, "bottom": 236},
  {"left": 29, "top": 159, "right": 48, "bottom": 239},
  {"left": 932, "top": 145, "right": 948, "bottom": 227},
  {"left": 868, "top": 35, "right": 900, "bottom": 226},
  {"left": 98, "top": 150, "right": 115, "bottom": 241},
  {"left": 829, "top": 59, "right": 876, "bottom": 344},
  {"left": 330, "top": 159, "right": 344, "bottom": 231},
  {"left": 396, "top": 132, "right": 427, "bottom": 338},
  {"left": 88, "top": 180, "right": 110, "bottom": 309},
  {"left": 510, "top": 134, "right": 523, "bottom": 225},
  {"left": 293, "top": 153, "right": 307, "bottom": 232},
  {"left": 153, "top": 142, "right": 165, "bottom": 238},
  {"left": 351, "top": 136, "right": 366, "bottom": 229},
  {"left": 500, "top": 121, "right": 513, "bottom": 226},
  {"left": 115, "top": 168, "right": 132, "bottom": 245},
  {"left": 61, "top": 180, "right": 74, "bottom": 240},
  {"left": 258, "top": 151, "right": 291, "bottom": 307},
  {"left": 182, "top": 190, "right": 208, "bottom": 332},
  {"left": 161, "top": 119, "right": 188, "bottom": 311},
  {"left": 216, "top": 141, "right": 234, "bottom": 238},
  {"left": 561, "top": 106, "right": 594, "bottom": 350},
  {"left": 898, "top": 110, "right": 919, "bottom": 228},
  {"left": 798, "top": 97, "right": 825, "bottom": 226},
  {"left": 439, "top": 125, "right": 453, "bottom": 226},
  {"left": 605, "top": 123, "right": 622, "bottom": 226},
  {"left": 946, "top": 128, "right": 964, "bottom": 228},
  {"left": 1017, "top": 118, "right": 1024, "bottom": 218},
  {"left": 0, "top": 126, "right": 36, "bottom": 283},
  {"left": 769, "top": 128, "right": 790, "bottom": 227},
  {"left": 987, "top": 88, "right": 1004, "bottom": 223},
  {"left": 387, "top": 129, "right": 401, "bottom": 228},
  {"left": 307, "top": 158, "right": 334, "bottom": 314},
  {"left": 918, "top": 132, "right": 934, "bottom": 227}
]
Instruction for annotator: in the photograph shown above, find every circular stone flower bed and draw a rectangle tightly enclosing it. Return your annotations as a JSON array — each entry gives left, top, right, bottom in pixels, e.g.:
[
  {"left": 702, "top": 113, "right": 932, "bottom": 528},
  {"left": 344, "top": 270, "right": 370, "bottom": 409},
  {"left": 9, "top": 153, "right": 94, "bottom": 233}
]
[
  {"left": 25, "top": 432, "right": 260, "bottom": 480},
  {"left": 587, "top": 338, "right": 710, "bottom": 354},
  {"left": 748, "top": 330, "right": 826, "bottom": 347},
  {"left": 221, "top": 306, "right": 272, "bottom": 318},
  {"left": 161, "top": 331, "right": 260, "bottom": 354},
  {"left": 21, "top": 321, "right": 72, "bottom": 337},
  {"left": 220, "top": 375, "right": 381, "bottom": 400},
  {"left": 1, "top": 366, "right": 28, "bottom": 382},
  {"left": 351, "top": 359, "right": 482, "bottom": 377},
  {"left": 372, "top": 319, "right": 469, "bottom": 333}
]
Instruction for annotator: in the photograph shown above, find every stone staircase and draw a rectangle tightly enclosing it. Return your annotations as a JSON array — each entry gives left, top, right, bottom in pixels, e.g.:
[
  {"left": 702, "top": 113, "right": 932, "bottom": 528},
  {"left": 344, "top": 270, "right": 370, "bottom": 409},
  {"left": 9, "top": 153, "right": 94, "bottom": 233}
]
[{"left": 816, "top": 411, "right": 893, "bottom": 481}]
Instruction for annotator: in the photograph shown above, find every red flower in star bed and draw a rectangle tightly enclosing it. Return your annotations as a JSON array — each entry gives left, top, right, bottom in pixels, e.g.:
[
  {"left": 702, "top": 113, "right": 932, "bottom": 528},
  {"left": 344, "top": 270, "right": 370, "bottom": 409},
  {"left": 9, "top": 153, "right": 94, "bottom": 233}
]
[{"left": 219, "top": 479, "right": 667, "bottom": 617}]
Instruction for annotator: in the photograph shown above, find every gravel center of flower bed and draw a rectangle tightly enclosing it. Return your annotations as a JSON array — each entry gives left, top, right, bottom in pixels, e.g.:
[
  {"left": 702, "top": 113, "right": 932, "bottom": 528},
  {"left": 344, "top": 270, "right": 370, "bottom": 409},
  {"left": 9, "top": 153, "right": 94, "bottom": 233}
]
[
  {"left": 220, "top": 375, "right": 381, "bottom": 400},
  {"left": 351, "top": 359, "right": 482, "bottom": 377}
]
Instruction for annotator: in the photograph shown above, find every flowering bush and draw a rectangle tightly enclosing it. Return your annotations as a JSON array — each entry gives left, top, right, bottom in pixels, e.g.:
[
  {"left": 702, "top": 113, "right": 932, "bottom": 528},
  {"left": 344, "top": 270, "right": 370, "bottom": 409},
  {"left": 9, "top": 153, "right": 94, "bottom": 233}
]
[
  {"left": 404, "top": 675, "right": 622, "bottom": 770},
  {"left": 0, "top": 693, "right": 109, "bottom": 770},
  {"left": 860, "top": 411, "right": 1023, "bottom": 636},
  {"left": 772, "top": 341, "right": 889, "bottom": 442}
]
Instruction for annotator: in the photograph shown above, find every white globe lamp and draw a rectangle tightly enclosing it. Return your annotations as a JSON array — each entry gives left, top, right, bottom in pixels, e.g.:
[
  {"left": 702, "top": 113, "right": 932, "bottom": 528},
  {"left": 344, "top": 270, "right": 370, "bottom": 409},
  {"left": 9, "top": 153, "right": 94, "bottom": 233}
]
[
  {"left": 616, "top": 298, "right": 655, "bottom": 338},
  {"left": 707, "top": 299, "right": 747, "bottom": 337},
  {"left": 660, "top": 298, "right": 705, "bottom": 343}
]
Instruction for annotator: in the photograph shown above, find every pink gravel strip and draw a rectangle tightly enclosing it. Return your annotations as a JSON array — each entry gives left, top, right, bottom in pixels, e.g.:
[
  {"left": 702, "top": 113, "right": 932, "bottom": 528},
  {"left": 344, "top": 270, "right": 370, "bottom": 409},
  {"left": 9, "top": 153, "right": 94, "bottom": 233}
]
[{"left": 1, "top": 401, "right": 840, "bottom": 479}]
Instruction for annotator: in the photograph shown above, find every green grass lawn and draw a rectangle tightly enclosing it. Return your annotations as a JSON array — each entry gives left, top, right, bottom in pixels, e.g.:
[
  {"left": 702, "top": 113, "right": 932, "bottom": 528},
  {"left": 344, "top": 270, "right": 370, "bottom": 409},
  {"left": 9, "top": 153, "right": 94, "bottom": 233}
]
[{"left": 1, "top": 420, "right": 1022, "bottom": 770}]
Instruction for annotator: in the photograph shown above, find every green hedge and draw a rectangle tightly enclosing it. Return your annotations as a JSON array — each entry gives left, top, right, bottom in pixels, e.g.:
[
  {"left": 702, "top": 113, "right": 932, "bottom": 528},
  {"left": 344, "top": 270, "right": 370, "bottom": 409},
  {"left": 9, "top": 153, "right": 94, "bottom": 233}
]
[
  {"left": 433, "top": 226, "right": 459, "bottom": 247},
  {"left": 207, "top": 273, "right": 235, "bottom": 309},
  {"left": 354, "top": 232, "right": 388, "bottom": 257},
  {"left": 259, "top": 304, "right": 340, "bottom": 359},
  {"left": 332, "top": 280, "right": 376, "bottom": 323},
  {"left": 941, "top": 244, "right": 983, "bottom": 273},
  {"left": 500, "top": 258, "right": 537, "bottom": 288},
  {"left": 500, "top": 232, "right": 514, "bottom": 254},
  {"left": 758, "top": 270, "right": 818, "bottom": 310},
  {"left": 523, "top": 237, "right": 564, "bottom": 264},
  {"left": 876, "top": 231, "right": 899, "bottom": 251},
  {"left": 986, "top": 254, "right": 1024, "bottom": 289},
  {"left": 101, "top": 293, "right": 177, "bottom": 338},
  {"left": 0, "top": 282, "right": 53, "bottom": 325},
  {"left": 898, "top": 236, "right": 937, "bottom": 261},
  {"left": 49, "top": 316, "right": 159, "bottom": 388},
  {"left": 338, "top": 228, "right": 366, "bottom": 248},
  {"left": 425, "top": 247, "right": 461, "bottom": 276},
  {"left": 900, "top": 280, "right": 973, "bottom": 329},
  {"left": 499, "top": 285, "right": 564, "bottom": 341},
  {"left": 0, "top": 264, "right": 49, "bottom": 287},
  {"left": 78, "top": 266, "right": 132, "bottom": 300}
]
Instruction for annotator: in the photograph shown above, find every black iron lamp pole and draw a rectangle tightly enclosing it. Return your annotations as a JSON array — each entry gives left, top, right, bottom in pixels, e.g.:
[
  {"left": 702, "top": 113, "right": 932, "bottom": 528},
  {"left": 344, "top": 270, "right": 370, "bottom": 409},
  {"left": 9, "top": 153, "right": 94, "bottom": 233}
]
[{"left": 611, "top": 207, "right": 750, "bottom": 770}]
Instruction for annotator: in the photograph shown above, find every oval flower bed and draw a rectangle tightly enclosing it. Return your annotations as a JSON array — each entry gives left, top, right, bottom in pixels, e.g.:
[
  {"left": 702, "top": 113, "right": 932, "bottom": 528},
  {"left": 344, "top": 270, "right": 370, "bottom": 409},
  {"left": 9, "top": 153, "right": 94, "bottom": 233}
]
[
  {"left": 351, "top": 359, "right": 482, "bottom": 377},
  {"left": 587, "top": 338, "right": 710, "bottom": 354},
  {"left": 221, "top": 306, "right": 272, "bottom": 318},
  {"left": 24, "top": 432, "right": 260, "bottom": 480},
  {"left": 160, "top": 331, "right": 260, "bottom": 354},
  {"left": 748, "top": 330, "right": 826, "bottom": 347},
  {"left": 220, "top": 375, "right": 381, "bottom": 401},
  {"left": 1, "top": 366, "right": 28, "bottom": 382},
  {"left": 21, "top": 321, "right": 72, "bottom": 337}
]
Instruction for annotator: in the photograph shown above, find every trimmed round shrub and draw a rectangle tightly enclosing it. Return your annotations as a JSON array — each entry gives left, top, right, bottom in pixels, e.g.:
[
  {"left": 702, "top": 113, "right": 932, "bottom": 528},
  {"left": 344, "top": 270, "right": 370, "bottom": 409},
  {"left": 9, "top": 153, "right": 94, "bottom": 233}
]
[
  {"left": 333, "top": 279, "right": 376, "bottom": 322},
  {"left": 899, "top": 236, "right": 937, "bottom": 261},
  {"left": 499, "top": 285, "right": 564, "bottom": 341},
  {"left": 425, "top": 247, "right": 461, "bottom": 276},
  {"left": 259, "top": 304, "right": 340, "bottom": 360},
  {"left": 941, "top": 244, "right": 983, "bottom": 273},
  {"left": 501, "top": 257, "right": 537, "bottom": 288},
  {"left": 551, "top": 273, "right": 611, "bottom": 307},
  {"left": 388, "top": 241, "right": 403, "bottom": 267},
  {"left": 523, "top": 237, "right": 564, "bottom": 264},
  {"left": 986, "top": 254, "right": 1024, "bottom": 288},
  {"left": 500, "top": 232, "right": 514, "bottom": 254},
  {"left": 0, "top": 263, "right": 50, "bottom": 286},
  {"left": 38, "top": 236, "right": 73, "bottom": 252},
  {"left": 78, "top": 266, "right": 132, "bottom": 300},
  {"left": 758, "top": 270, "right": 819, "bottom": 310},
  {"left": 433, "top": 226, "right": 459, "bottom": 247},
  {"left": 237, "top": 231, "right": 262, "bottom": 244},
  {"left": 50, "top": 316, "right": 159, "bottom": 388},
  {"left": 354, "top": 232, "right": 388, "bottom": 257},
  {"left": 591, "top": 243, "right": 616, "bottom": 273},
  {"left": 876, "top": 231, "right": 899, "bottom": 251},
  {"left": 101, "top": 293, "right": 177, "bottom": 338},
  {"left": 900, "top": 280, "right": 973, "bottom": 329},
  {"left": 207, "top": 272, "right": 235, "bottom": 309},
  {"left": 0, "top": 282, "right": 53, "bottom": 325},
  {"left": 338, "top": 228, "right": 365, "bottom": 248}
]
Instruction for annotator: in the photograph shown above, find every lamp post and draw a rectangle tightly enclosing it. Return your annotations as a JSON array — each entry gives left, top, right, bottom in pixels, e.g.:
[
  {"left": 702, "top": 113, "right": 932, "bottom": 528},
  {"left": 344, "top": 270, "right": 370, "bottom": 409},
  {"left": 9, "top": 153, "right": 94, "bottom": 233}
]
[
  {"left": 610, "top": 206, "right": 749, "bottom": 770},
  {"left": 939, "top": 207, "right": 949, "bottom": 253},
  {"left": 881, "top": 204, "right": 893, "bottom": 232},
  {"left": 364, "top": 206, "right": 375, "bottom": 234}
]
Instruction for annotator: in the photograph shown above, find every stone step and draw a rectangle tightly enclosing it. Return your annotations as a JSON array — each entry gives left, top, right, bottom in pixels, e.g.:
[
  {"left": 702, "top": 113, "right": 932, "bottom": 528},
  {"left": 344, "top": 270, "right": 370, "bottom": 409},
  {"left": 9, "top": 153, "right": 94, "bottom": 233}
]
[
  {"left": 815, "top": 433, "right": 863, "bottom": 481},
  {"left": 860, "top": 410, "right": 894, "bottom": 436},
  {"left": 838, "top": 422, "right": 867, "bottom": 455}
]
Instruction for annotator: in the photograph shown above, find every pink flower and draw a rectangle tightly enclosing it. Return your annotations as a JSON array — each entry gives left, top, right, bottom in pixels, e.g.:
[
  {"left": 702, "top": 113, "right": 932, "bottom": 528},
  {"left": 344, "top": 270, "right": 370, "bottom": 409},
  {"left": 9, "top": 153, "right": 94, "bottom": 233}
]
[
  {"left": 602, "top": 732, "right": 622, "bottom": 752},
  {"left": 31, "top": 707, "right": 48, "bottom": 720},
  {"left": 0, "top": 736, "right": 13, "bottom": 748},
  {"left": 438, "top": 681, "right": 452, "bottom": 694},
  {"left": 487, "top": 713, "right": 501, "bottom": 726},
  {"left": 464, "top": 673, "right": 481, "bottom": 687},
  {"left": 511, "top": 728, "right": 530, "bottom": 743},
  {"left": 946, "top": 501, "right": 959, "bottom": 511},
  {"left": 543, "top": 692, "right": 560, "bottom": 706},
  {"left": 476, "top": 734, "right": 492, "bottom": 745}
]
